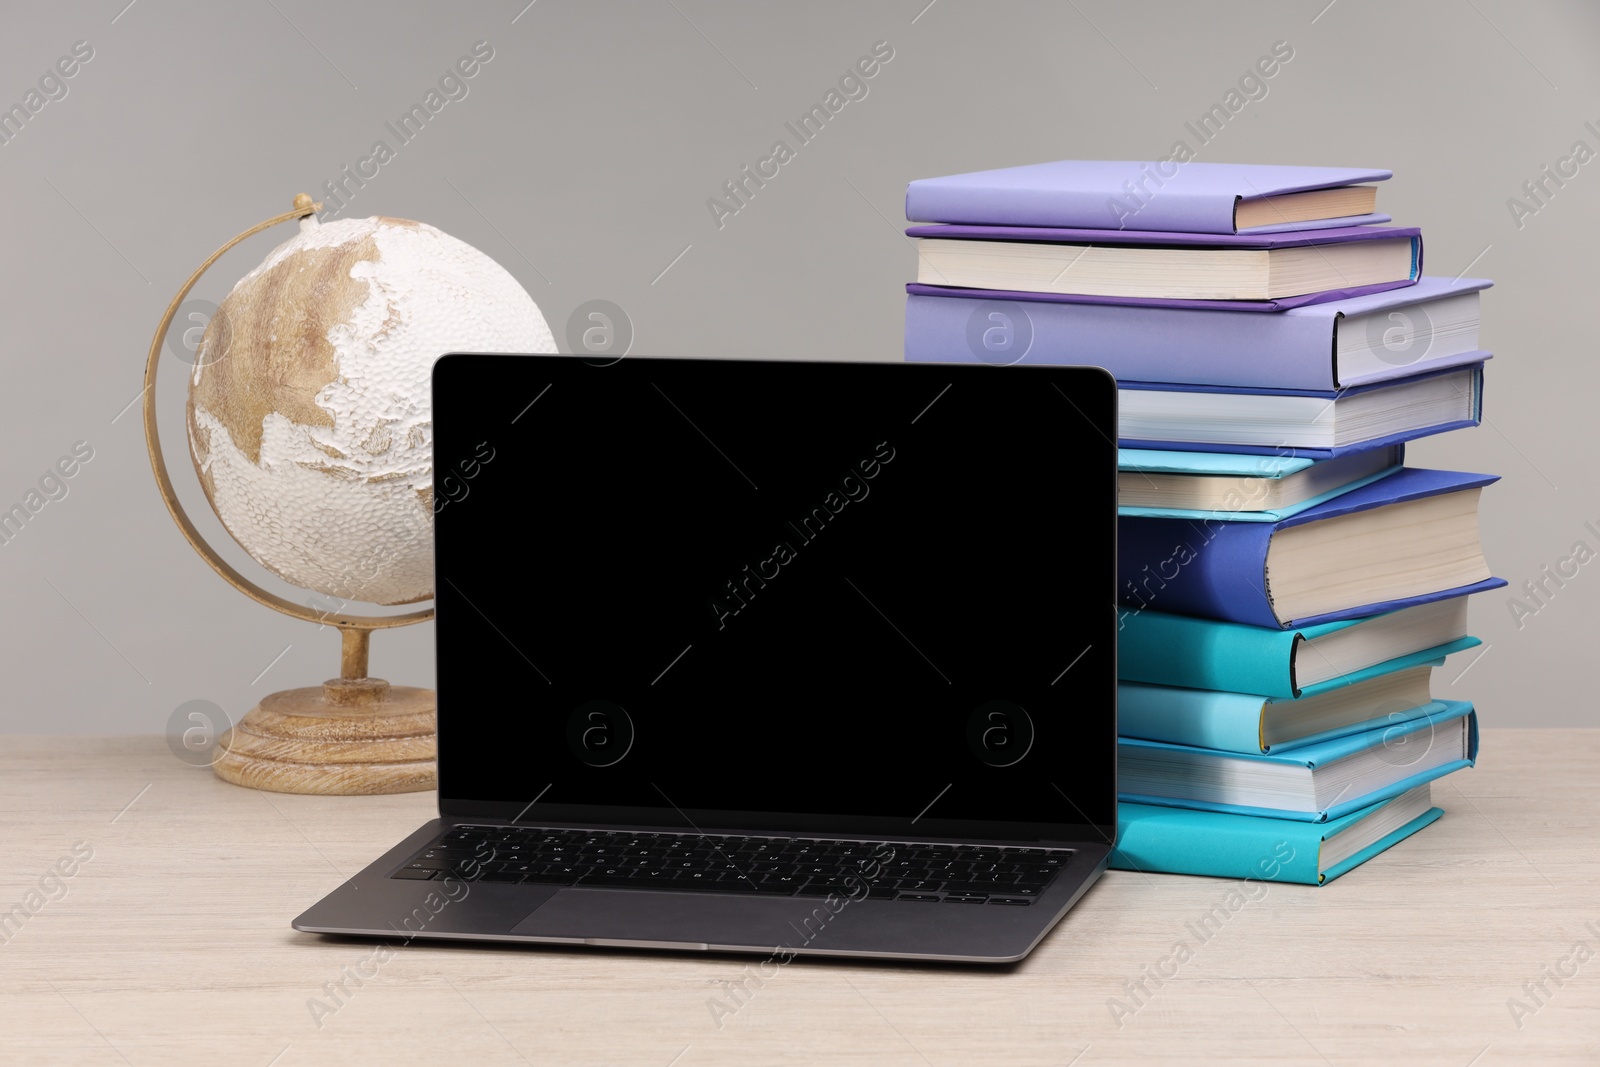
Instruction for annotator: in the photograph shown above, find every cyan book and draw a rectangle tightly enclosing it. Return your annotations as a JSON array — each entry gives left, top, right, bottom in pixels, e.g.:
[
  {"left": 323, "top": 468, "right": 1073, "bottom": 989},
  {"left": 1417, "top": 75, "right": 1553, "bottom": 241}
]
[
  {"left": 1117, "top": 447, "right": 1404, "bottom": 522},
  {"left": 1118, "top": 673, "right": 1456, "bottom": 755},
  {"left": 1117, "top": 601, "right": 1482, "bottom": 697},
  {"left": 1117, "top": 700, "right": 1478, "bottom": 822},
  {"left": 1111, "top": 784, "right": 1443, "bottom": 884}
]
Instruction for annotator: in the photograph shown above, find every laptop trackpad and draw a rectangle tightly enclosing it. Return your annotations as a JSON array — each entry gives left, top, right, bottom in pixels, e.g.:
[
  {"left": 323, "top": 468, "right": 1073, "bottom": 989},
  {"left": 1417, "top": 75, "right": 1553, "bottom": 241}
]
[{"left": 512, "top": 888, "right": 833, "bottom": 949}]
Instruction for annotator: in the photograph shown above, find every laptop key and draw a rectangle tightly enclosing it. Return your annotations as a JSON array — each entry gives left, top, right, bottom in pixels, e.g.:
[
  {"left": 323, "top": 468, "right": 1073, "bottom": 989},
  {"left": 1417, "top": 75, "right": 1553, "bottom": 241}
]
[
  {"left": 578, "top": 874, "right": 643, "bottom": 889},
  {"left": 676, "top": 874, "right": 759, "bottom": 893},
  {"left": 545, "top": 864, "right": 589, "bottom": 878},
  {"left": 966, "top": 873, "right": 1019, "bottom": 886},
  {"left": 628, "top": 869, "right": 677, "bottom": 885},
  {"left": 521, "top": 871, "right": 581, "bottom": 885},
  {"left": 760, "top": 873, "right": 805, "bottom": 888},
  {"left": 391, "top": 867, "right": 437, "bottom": 880}
]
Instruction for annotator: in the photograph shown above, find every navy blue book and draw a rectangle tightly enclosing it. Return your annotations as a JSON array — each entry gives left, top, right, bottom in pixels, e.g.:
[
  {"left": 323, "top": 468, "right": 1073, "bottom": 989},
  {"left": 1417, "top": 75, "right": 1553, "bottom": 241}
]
[{"left": 1118, "top": 468, "right": 1504, "bottom": 628}]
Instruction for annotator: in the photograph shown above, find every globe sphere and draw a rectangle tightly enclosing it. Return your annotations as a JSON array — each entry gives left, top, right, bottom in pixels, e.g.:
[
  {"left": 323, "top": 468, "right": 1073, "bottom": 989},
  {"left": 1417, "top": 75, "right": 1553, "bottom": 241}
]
[{"left": 186, "top": 214, "right": 552, "bottom": 606}]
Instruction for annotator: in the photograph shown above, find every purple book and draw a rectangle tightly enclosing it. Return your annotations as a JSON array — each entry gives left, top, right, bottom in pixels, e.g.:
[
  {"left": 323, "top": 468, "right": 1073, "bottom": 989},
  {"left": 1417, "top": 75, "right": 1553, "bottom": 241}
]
[
  {"left": 904, "top": 222, "right": 1418, "bottom": 248},
  {"left": 904, "top": 276, "right": 1491, "bottom": 390},
  {"left": 1112, "top": 363, "right": 1484, "bottom": 459},
  {"left": 905, "top": 160, "right": 1392, "bottom": 234},
  {"left": 905, "top": 224, "right": 1422, "bottom": 310},
  {"left": 904, "top": 282, "right": 1416, "bottom": 313}
]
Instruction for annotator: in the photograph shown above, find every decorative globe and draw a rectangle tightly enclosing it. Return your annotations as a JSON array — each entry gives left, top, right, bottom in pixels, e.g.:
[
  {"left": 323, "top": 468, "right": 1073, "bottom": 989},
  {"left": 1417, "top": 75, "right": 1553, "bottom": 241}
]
[{"left": 186, "top": 214, "right": 553, "bottom": 606}]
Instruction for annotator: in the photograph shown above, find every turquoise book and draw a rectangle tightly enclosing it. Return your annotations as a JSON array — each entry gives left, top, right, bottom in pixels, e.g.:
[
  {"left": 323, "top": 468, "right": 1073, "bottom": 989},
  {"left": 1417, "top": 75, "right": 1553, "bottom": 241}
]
[
  {"left": 1111, "top": 784, "right": 1443, "bottom": 885},
  {"left": 1117, "top": 446, "right": 1402, "bottom": 522},
  {"left": 1118, "top": 596, "right": 1481, "bottom": 697},
  {"left": 1117, "top": 700, "right": 1477, "bottom": 822},
  {"left": 1118, "top": 661, "right": 1459, "bottom": 754}
]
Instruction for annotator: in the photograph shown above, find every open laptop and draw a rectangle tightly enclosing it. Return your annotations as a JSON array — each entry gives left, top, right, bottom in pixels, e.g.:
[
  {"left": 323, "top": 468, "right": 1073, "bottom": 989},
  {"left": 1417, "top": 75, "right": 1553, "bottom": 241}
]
[{"left": 293, "top": 355, "right": 1118, "bottom": 963}]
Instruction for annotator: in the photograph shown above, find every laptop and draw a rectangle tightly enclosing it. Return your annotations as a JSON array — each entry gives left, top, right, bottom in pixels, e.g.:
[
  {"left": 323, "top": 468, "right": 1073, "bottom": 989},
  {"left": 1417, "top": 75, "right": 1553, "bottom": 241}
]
[{"left": 293, "top": 354, "right": 1118, "bottom": 963}]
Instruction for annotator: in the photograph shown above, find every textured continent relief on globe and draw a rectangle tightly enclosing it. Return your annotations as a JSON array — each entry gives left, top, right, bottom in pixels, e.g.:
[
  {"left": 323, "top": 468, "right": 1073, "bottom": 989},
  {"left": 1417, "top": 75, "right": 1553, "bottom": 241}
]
[{"left": 184, "top": 215, "right": 554, "bottom": 607}]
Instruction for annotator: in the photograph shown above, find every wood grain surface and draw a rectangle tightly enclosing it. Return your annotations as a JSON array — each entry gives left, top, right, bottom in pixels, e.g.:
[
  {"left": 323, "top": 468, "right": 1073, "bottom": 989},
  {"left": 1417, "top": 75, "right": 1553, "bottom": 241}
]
[{"left": 1, "top": 732, "right": 1595, "bottom": 1065}]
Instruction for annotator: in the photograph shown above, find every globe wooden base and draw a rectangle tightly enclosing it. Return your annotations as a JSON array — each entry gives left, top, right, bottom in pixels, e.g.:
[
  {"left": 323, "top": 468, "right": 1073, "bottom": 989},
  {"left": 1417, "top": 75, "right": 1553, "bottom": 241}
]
[{"left": 213, "top": 677, "right": 436, "bottom": 795}]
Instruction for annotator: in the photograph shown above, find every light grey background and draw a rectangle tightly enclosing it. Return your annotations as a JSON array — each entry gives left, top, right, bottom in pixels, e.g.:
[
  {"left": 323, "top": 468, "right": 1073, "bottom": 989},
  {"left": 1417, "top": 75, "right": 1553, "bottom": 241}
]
[{"left": 1, "top": 0, "right": 1595, "bottom": 733}]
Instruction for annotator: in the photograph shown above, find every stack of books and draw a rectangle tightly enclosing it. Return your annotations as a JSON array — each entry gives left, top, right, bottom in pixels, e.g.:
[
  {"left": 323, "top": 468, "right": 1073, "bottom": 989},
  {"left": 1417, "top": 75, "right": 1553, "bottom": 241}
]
[{"left": 903, "top": 160, "right": 1504, "bottom": 885}]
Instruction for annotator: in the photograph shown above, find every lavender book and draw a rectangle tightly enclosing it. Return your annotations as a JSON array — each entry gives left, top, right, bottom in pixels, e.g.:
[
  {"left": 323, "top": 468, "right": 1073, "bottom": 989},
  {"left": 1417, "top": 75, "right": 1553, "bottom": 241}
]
[{"left": 906, "top": 160, "right": 1391, "bottom": 234}]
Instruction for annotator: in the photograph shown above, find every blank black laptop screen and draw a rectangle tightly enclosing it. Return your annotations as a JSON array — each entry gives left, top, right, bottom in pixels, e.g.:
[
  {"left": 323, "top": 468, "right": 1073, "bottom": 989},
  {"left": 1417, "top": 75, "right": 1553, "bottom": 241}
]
[{"left": 432, "top": 356, "right": 1117, "bottom": 844}]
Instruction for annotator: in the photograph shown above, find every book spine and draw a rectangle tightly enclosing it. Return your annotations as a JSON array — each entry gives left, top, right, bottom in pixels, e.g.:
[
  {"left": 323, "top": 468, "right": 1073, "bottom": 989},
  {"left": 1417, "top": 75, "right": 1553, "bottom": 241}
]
[
  {"left": 905, "top": 294, "right": 1339, "bottom": 390},
  {"left": 1117, "top": 612, "right": 1299, "bottom": 697},
  {"left": 904, "top": 182, "right": 1235, "bottom": 233},
  {"left": 1117, "top": 684, "right": 1269, "bottom": 753},
  {"left": 1111, "top": 804, "right": 1324, "bottom": 883},
  {"left": 1118, "top": 516, "right": 1280, "bottom": 628}
]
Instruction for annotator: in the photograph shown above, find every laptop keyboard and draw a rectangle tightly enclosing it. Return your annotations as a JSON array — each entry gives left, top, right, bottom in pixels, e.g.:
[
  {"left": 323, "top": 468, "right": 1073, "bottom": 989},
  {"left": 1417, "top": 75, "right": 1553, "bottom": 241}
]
[{"left": 390, "top": 825, "right": 1070, "bottom": 905}]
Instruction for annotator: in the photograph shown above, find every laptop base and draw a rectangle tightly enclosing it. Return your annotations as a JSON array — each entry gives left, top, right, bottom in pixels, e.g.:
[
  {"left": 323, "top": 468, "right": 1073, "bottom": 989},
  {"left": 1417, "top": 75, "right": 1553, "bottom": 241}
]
[{"left": 294, "top": 819, "right": 1110, "bottom": 964}]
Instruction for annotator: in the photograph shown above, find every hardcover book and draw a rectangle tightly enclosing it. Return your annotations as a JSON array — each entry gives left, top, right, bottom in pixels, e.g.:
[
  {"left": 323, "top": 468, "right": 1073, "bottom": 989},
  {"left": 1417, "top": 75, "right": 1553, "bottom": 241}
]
[
  {"left": 1117, "top": 467, "right": 1502, "bottom": 628},
  {"left": 1118, "top": 666, "right": 1449, "bottom": 754},
  {"left": 1114, "top": 363, "right": 1483, "bottom": 458},
  {"left": 1117, "top": 597, "right": 1482, "bottom": 697},
  {"left": 906, "top": 224, "right": 1421, "bottom": 303},
  {"left": 905, "top": 160, "right": 1392, "bottom": 234},
  {"left": 1117, "top": 446, "right": 1403, "bottom": 522},
  {"left": 903, "top": 276, "right": 1491, "bottom": 390},
  {"left": 1117, "top": 700, "right": 1478, "bottom": 822},
  {"left": 1111, "top": 785, "right": 1442, "bottom": 884}
]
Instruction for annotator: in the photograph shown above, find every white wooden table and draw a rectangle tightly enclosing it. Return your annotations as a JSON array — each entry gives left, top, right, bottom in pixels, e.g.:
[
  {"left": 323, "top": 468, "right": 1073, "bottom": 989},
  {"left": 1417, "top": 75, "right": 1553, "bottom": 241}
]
[{"left": 2, "top": 732, "right": 1596, "bottom": 1065}]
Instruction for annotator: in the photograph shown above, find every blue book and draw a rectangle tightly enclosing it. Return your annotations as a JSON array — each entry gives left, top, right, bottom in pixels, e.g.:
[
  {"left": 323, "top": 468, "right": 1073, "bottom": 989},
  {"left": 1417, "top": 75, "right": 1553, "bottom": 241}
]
[
  {"left": 905, "top": 160, "right": 1392, "bottom": 234},
  {"left": 1118, "top": 467, "right": 1504, "bottom": 628},
  {"left": 904, "top": 276, "right": 1492, "bottom": 391},
  {"left": 1119, "top": 666, "right": 1452, "bottom": 755},
  {"left": 1118, "top": 446, "right": 1403, "bottom": 522},
  {"left": 1117, "top": 598, "right": 1482, "bottom": 697},
  {"left": 1114, "top": 363, "right": 1483, "bottom": 458},
  {"left": 1118, "top": 700, "right": 1478, "bottom": 822},
  {"left": 1111, "top": 785, "right": 1444, "bottom": 884}
]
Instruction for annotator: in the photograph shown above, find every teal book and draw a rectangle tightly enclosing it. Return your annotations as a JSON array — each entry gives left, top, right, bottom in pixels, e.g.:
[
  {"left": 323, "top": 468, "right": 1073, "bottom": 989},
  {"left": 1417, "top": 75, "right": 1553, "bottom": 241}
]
[
  {"left": 1111, "top": 784, "right": 1443, "bottom": 884},
  {"left": 1118, "top": 661, "right": 1453, "bottom": 754},
  {"left": 1118, "top": 596, "right": 1481, "bottom": 697},
  {"left": 1118, "top": 446, "right": 1402, "bottom": 522},
  {"left": 1117, "top": 700, "right": 1477, "bottom": 822}
]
